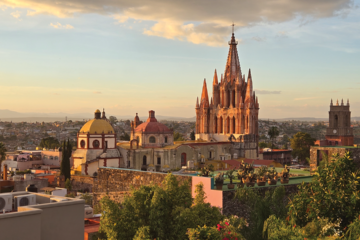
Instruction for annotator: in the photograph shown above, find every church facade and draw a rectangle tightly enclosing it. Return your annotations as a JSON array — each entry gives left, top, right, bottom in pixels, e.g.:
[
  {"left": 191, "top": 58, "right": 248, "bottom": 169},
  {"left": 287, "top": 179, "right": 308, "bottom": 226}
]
[
  {"left": 195, "top": 32, "right": 259, "bottom": 158},
  {"left": 195, "top": 32, "right": 259, "bottom": 142}
]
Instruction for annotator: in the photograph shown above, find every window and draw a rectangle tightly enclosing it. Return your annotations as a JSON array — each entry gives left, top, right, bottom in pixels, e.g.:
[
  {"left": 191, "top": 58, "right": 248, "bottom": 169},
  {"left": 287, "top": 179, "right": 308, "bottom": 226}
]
[
  {"left": 143, "top": 155, "right": 147, "bottom": 165},
  {"left": 164, "top": 137, "right": 168, "bottom": 143},
  {"left": 93, "top": 140, "right": 100, "bottom": 148},
  {"left": 80, "top": 140, "right": 85, "bottom": 148},
  {"left": 209, "top": 151, "right": 212, "bottom": 159},
  {"left": 157, "top": 157, "right": 161, "bottom": 165},
  {"left": 149, "top": 136, "right": 156, "bottom": 143},
  {"left": 105, "top": 141, "right": 108, "bottom": 149},
  {"left": 54, "top": 156, "right": 58, "bottom": 160}
]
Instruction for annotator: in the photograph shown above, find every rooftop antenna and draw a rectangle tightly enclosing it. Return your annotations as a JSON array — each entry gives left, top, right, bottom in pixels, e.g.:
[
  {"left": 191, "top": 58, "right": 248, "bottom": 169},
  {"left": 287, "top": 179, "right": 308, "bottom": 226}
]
[{"left": 232, "top": 22, "right": 235, "bottom": 35}]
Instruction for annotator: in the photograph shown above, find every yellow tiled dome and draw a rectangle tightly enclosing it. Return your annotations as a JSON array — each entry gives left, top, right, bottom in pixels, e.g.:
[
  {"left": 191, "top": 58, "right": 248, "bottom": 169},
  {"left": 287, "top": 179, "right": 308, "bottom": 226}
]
[{"left": 79, "top": 119, "right": 114, "bottom": 134}]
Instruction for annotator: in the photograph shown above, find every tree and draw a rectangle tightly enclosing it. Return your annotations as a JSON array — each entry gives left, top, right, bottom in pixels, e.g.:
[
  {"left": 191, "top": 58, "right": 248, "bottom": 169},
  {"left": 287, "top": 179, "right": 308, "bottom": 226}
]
[
  {"left": 98, "top": 174, "right": 223, "bottom": 240},
  {"left": 259, "top": 142, "right": 269, "bottom": 149},
  {"left": 290, "top": 132, "right": 315, "bottom": 164},
  {"left": 268, "top": 127, "right": 279, "bottom": 148},
  {"left": 39, "top": 137, "right": 60, "bottom": 149},
  {"left": 174, "top": 132, "right": 184, "bottom": 141},
  {"left": 0, "top": 142, "right": 7, "bottom": 161},
  {"left": 109, "top": 116, "right": 117, "bottom": 125},
  {"left": 60, "top": 140, "right": 72, "bottom": 181},
  {"left": 119, "top": 132, "right": 130, "bottom": 141},
  {"left": 65, "top": 178, "right": 72, "bottom": 191},
  {"left": 190, "top": 130, "right": 195, "bottom": 140},
  {"left": 287, "top": 152, "right": 360, "bottom": 229}
]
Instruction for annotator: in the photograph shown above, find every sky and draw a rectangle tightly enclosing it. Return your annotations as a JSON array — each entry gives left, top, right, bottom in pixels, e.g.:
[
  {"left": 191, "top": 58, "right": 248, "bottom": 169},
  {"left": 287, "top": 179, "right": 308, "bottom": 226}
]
[{"left": 0, "top": 0, "right": 360, "bottom": 119}]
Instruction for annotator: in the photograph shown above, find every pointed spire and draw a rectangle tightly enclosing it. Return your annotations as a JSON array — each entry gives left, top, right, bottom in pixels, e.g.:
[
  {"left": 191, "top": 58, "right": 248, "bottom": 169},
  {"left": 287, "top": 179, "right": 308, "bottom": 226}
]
[
  {"left": 336, "top": 99, "right": 339, "bottom": 106},
  {"left": 200, "top": 79, "right": 209, "bottom": 108},
  {"left": 210, "top": 97, "right": 213, "bottom": 107},
  {"left": 248, "top": 69, "right": 252, "bottom": 80},
  {"left": 221, "top": 74, "right": 223, "bottom": 84},
  {"left": 196, "top": 97, "right": 199, "bottom": 108},
  {"left": 213, "top": 69, "right": 218, "bottom": 85},
  {"left": 347, "top": 99, "right": 350, "bottom": 106},
  {"left": 330, "top": 99, "right": 333, "bottom": 106},
  {"left": 341, "top": 98, "right": 344, "bottom": 106}
]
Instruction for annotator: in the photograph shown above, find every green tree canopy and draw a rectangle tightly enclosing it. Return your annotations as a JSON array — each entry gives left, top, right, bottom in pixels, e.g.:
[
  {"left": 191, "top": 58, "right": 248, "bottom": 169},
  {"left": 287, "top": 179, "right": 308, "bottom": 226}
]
[
  {"left": 290, "top": 132, "right": 315, "bottom": 163},
  {"left": 60, "top": 140, "right": 72, "bottom": 181},
  {"left": 190, "top": 130, "right": 195, "bottom": 140},
  {"left": 39, "top": 137, "right": 60, "bottom": 149},
  {"left": 98, "top": 174, "right": 223, "bottom": 240},
  {"left": 288, "top": 152, "right": 360, "bottom": 229},
  {"left": 0, "top": 142, "right": 7, "bottom": 161},
  {"left": 109, "top": 116, "right": 117, "bottom": 125},
  {"left": 174, "top": 132, "right": 185, "bottom": 141},
  {"left": 119, "top": 132, "right": 130, "bottom": 141},
  {"left": 268, "top": 127, "right": 279, "bottom": 148}
]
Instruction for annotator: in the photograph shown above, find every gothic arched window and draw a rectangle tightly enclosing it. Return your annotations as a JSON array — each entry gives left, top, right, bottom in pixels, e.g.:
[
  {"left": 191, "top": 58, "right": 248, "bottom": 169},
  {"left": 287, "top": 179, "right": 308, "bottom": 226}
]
[
  {"left": 149, "top": 136, "right": 156, "bottom": 143},
  {"left": 80, "top": 140, "right": 85, "bottom": 148}
]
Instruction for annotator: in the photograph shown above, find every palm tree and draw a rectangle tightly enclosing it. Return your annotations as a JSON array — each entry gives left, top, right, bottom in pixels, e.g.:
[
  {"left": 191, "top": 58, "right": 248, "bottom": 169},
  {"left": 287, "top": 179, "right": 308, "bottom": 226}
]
[{"left": 268, "top": 127, "right": 279, "bottom": 149}]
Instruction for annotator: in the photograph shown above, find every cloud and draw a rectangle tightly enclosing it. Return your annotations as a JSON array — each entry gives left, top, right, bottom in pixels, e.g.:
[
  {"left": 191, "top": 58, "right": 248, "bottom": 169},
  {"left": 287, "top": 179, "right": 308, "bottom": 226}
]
[
  {"left": 93, "top": 91, "right": 101, "bottom": 94},
  {"left": 50, "top": 22, "right": 74, "bottom": 29},
  {"left": 255, "top": 90, "right": 281, "bottom": 94},
  {"left": 294, "top": 97, "right": 323, "bottom": 101},
  {"left": 11, "top": 10, "right": 21, "bottom": 19},
  {"left": 0, "top": 0, "right": 354, "bottom": 46},
  {"left": 252, "top": 36, "right": 266, "bottom": 42}
]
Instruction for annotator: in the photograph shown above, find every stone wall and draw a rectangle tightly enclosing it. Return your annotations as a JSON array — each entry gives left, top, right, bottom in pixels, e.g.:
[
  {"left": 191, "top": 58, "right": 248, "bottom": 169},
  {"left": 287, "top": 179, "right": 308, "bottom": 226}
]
[
  {"left": 71, "top": 175, "right": 95, "bottom": 192},
  {"left": 14, "top": 178, "right": 48, "bottom": 192},
  {"left": 310, "top": 146, "right": 360, "bottom": 174},
  {"left": 93, "top": 167, "right": 192, "bottom": 206}
]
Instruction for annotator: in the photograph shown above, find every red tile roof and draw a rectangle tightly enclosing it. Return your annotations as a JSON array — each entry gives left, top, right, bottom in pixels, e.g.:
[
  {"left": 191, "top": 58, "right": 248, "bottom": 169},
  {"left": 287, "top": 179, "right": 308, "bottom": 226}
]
[{"left": 134, "top": 111, "right": 172, "bottom": 134}]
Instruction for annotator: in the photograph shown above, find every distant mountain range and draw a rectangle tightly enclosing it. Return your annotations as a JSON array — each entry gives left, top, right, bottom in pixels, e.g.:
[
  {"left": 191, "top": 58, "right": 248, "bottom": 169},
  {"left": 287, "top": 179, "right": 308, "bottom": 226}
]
[
  {"left": 1, "top": 109, "right": 360, "bottom": 123},
  {"left": 0, "top": 109, "right": 196, "bottom": 122}
]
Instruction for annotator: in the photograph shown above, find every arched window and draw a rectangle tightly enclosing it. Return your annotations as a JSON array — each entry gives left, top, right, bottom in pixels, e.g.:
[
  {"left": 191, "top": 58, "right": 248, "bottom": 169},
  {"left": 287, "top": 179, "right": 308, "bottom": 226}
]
[
  {"left": 93, "top": 140, "right": 100, "bottom": 148},
  {"left": 232, "top": 89, "right": 235, "bottom": 107},
  {"left": 214, "top": 117, "right": 218, "bottom": 133},
  {"left": 143, "top": 155, "right": 147, "bottom": 165},
  {"left": 219, "top": 116, "right": 223, "bottom": 133},
  {"left": 232, "top": 117, "right": 236, "bottom": 134},
  {"left": 157, "top": 157, "right": 161, "bottom": 165},
  {"left": 80, "top": 140, "right": 85, "bottom": 148},
  {"left": 164, "top": 137, "right": 168, "bottom": 143},
  {"left": 149, "top": 136, "right": 156, "bottom": 143},
  {"left": 54, "top": 156, "right": 58, "bottom": 160}
]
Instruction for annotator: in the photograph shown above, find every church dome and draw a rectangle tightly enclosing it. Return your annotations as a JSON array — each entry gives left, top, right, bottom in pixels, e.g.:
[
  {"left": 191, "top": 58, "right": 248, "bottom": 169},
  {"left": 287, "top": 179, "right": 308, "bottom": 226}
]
[
  {"left": 79, "top": 109, "right": 115, "bottom": 134},
  {"left": 134, "top": 110, "right": 172, "bottom": 134}
]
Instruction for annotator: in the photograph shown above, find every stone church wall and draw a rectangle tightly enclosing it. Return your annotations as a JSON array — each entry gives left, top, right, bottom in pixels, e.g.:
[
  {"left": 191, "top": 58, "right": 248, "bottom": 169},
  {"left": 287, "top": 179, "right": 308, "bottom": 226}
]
[{"left": 93, "top": 167, "right": 192, "bottom": 206}]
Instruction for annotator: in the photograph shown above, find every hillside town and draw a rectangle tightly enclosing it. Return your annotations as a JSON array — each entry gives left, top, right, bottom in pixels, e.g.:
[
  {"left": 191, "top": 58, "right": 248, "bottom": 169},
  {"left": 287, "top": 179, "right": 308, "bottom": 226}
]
[{"left": 1, "top": 19, "right": 360, "bottom": 239}]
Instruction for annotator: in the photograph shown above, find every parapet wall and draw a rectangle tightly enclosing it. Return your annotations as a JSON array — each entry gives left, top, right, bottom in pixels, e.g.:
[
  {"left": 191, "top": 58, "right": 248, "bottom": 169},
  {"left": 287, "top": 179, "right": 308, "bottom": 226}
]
[{"left": 93, "top": 167, "right": 192, "bottom": 206}]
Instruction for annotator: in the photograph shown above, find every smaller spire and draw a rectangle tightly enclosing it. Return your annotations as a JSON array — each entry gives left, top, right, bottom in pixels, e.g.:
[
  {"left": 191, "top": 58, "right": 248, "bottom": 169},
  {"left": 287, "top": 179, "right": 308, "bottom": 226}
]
[
  {"left": 196, "top": 97, "right": 199, "bottom": 108},
  {"left": 213, "top": 69, "right": 218, "bottom": 85},
  {"left": 330, "top": 99, "right": 333, "bottom": 106},
  {"left": 347, "top": 99, "right": 350, "bottom": 106},
  {"left": 221, "top": 74, "right": 223, "bottom": 84},
  {"left": 341, "top": 98, "right": 344, "bottom": 106},
  {"left": 248, "top": 69, "right": 252, "bottom": 80},
  {"left": 210, "top": 97, "right": 213, "bottom": 107},
  {"left": 336, "top": 99, "right": 339, "bottom": 106},
  {"left": 200, "top": 79, "right": 209, "bottom": 108}
]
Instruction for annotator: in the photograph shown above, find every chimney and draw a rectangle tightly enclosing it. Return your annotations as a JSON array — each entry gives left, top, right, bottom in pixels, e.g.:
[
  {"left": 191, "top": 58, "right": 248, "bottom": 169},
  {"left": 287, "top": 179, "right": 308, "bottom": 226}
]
[{"left": 3, "top": 164, "right": 7, "bottom": 180}]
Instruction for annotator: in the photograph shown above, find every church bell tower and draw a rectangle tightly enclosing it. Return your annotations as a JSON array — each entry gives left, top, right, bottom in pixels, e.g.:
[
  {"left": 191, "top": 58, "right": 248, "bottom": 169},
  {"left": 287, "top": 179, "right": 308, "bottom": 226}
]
[{"left": 325, "top": 99, "right": 353, "bottom": 146}]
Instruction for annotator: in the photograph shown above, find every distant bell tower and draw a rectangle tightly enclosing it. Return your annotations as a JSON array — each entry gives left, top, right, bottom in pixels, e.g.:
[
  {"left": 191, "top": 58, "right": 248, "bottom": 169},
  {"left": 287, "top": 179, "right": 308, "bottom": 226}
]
[{"left": 325, "top": 99, "right": 353, "bottom": 146}]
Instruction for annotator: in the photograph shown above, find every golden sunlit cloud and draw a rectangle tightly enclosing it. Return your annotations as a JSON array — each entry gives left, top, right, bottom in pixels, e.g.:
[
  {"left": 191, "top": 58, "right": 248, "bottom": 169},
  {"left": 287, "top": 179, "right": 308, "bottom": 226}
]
[
  {"left": 11, "top": 10, "right": 21, "bottom": 19},
  {"left": 50, "top": 22, "right": 74, "bottom": 29},
  {"left": 0, "top": 0, "right": 354, "bottom": 46}
]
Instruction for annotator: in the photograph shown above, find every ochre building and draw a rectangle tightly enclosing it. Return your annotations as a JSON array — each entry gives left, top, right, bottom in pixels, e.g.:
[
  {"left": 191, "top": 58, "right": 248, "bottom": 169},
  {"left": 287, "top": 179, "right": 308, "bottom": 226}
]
[{"left": 195, "top": 32, "right": 259, "bottom": 142}]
